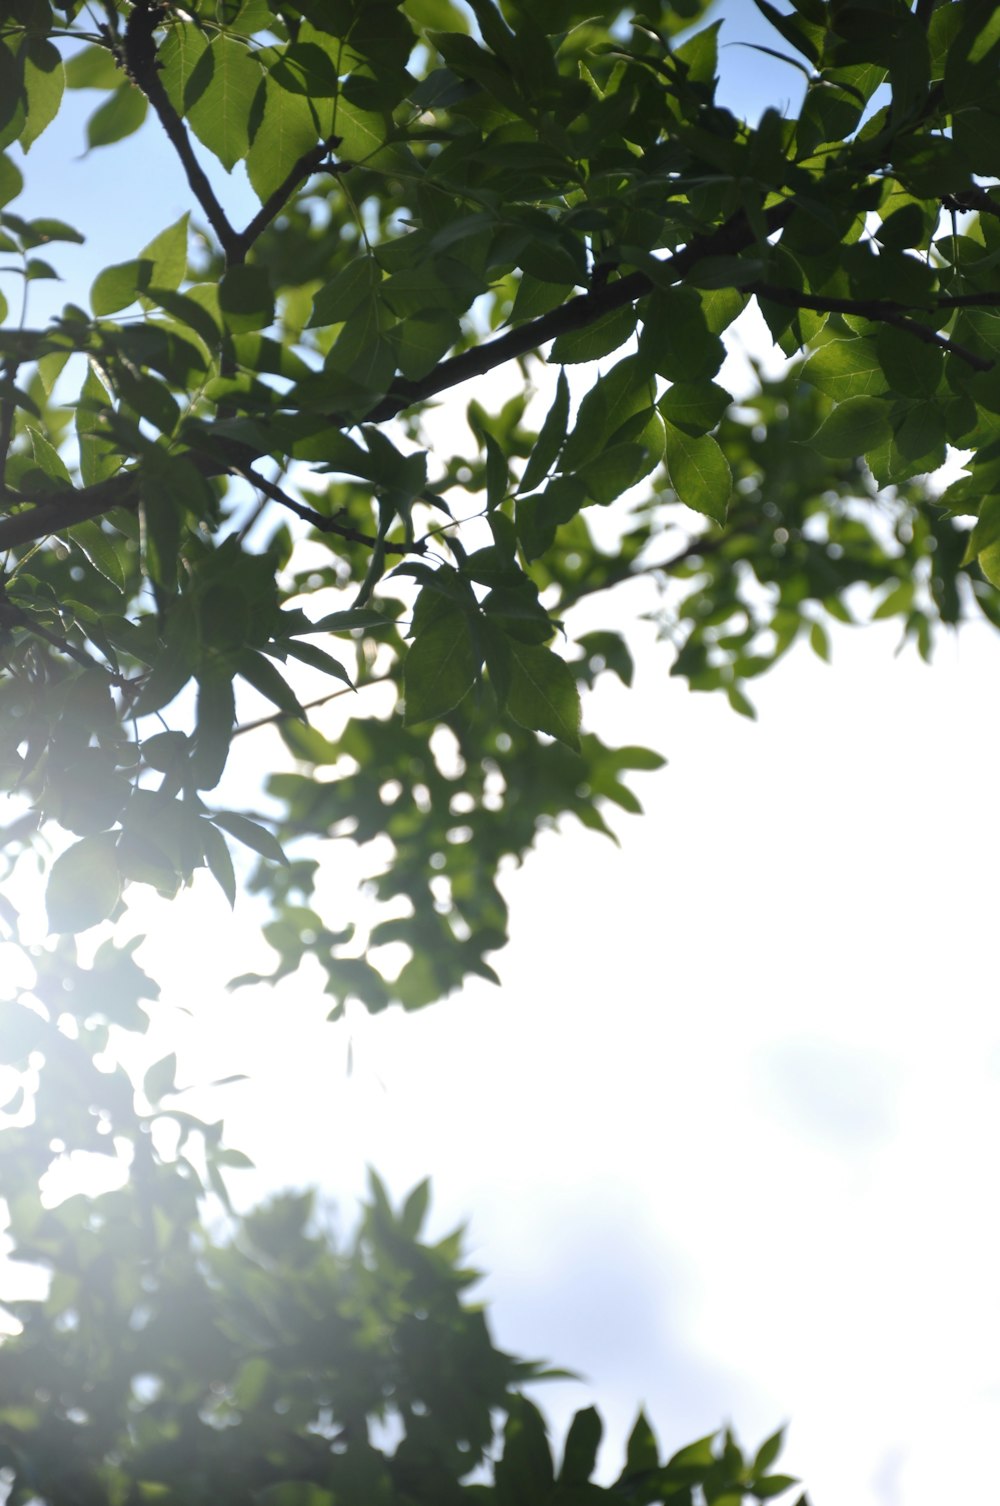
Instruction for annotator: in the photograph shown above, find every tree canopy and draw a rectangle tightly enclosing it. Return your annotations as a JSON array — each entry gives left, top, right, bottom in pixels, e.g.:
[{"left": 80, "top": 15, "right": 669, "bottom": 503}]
[{"left": 2, "top": 0, "right": 999, "bottom": 1500}]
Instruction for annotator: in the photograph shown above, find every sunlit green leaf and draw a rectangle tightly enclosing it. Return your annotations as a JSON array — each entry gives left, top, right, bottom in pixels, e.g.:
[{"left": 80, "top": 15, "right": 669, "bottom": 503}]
[
  {"left": 86, "top": 83, "right": 147, "bottom": 149},
  {"left": 664, "top": 424, "right": 731, "bottom": 523}
]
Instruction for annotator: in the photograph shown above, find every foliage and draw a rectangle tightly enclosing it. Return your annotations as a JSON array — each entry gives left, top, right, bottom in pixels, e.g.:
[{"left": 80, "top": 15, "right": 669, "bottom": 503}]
[
  {"left": 3, "top": 0, "right": 1000, "bottom": 1499},
  {"left": 3, "top": 0, "right": 1000, "bottom": 1006}
]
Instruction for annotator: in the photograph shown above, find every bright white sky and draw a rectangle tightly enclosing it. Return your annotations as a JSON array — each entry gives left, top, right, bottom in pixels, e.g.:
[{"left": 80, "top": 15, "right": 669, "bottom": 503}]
[{"left": 4, "top": 6, "right": 1000, "bottom": 1506}]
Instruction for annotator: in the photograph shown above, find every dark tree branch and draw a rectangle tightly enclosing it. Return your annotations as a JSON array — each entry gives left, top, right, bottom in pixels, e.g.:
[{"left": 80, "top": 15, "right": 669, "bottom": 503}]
[
  {"left": 362, "top": 200, "right": 797, "bottom": 425},
  {"left": 123, "top": 3, "right": 241, "bottom": 262},
  {"left": 0, "top": 471, "right": 139, "bottom": 552},
  {"left": 231, "top": 137, "right": 346, "bottom": 260},
  {"left": 123, "top": 8, "right": 344, "bottom": 266},
  {"left": 751, "top": 282, "right": 994, "bottom": 370},
  {"left": 8, "top": 195, "right": 1000, "bottom": 559},
  {"left": 0, "top": 359, "right": 17, "bottom": 495},
  {"left": 942, "top": 187, "right": 1000, "bottom": 221}
]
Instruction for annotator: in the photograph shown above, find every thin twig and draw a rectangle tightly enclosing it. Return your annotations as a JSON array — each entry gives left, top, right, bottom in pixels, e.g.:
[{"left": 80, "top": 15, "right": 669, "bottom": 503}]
[
  {"left": 233, "top": 467, "right": 428, "bottom": 556},
  {"left": 232, "top": 677, "right": 388, "bottom": 738},
  {"left": 2, "top": 599, "right": 129, "bottom": 683}
]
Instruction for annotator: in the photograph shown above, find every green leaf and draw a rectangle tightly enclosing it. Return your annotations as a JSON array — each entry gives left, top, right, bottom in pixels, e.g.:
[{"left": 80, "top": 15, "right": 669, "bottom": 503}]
[
  {"left": 875, "top": 324, "right": 942, "bottom": 399},
  {"left": 236, "top": 648, "right": 306, "bottom": 719},
  {"left": 801, "top": 336, "right": 888, "bottom": 401},
  {"left": 549, "top": 304, "right": 636, "bottom": 364},
  {"left": 86, "top": 83, "right": 148, "bottom": 150},
  {"left": 138, "top": 214, "right": 190, "bottom": 298},
  {"left": 484, "top": 430, "right": 508, "bottom": 510},
  {"left": 219, "top": 263, "right": 275, "bottom": 332},
  {"left": 201, "top": 820, "right": 237, "bottom": 907},
  {"left": 962, "top": 493, "right": 1000, "bottom": 564},
  {"left": 310, "top": 607, "right": 393, "bottom": 632},
  {"left": 395, "top": 310, "right": 459, "bottom": 380},
  {"left": 211, "top": 810, "right": 289, "bottom": 865},
  {"left": 46, "top": 834, "right": 121, "bottom": 933},
  {"left": 753, "top": 1427, "right": 786, "bottom": 1477},
  {"left": 27, "top": 425, "right": 72, "bottom": 486},
  {"left": 159, "top": 19, "right": 210, "bottom": 113},
  {"left": 283, "top": 640, "right": 354, "bottom": 685},
  {"left": 309, "top": 256, "right": 381, "bottom": 328},
  {"left": 576, "top": 440, "right": 653, "bottom": 504},
  {"left": 509, "top": 273, "right": 572, "bottom": 323},
  {"left": 561, "top": 356, "right": 652, "bottom": 471},
  {"left": 191, "top": 671, "right": 236, "bottom": 790},
  {"left": 403, "top": 606, "right": 480, "bottom": 724},
  {"left": 659, "top": 381, "right": 732, "bottom": 437},
  {"left": 810, "top": 396, "right": 892, "bottom": 458},
  {"left": 186, "top": 36, "right": 262, "bottom": 170},
  {"left": 639, "top": 286, "right": 725, "bottom": 382},
  {"left": 516, "top": 474, "right": 585, "bottom": 561},
  {"left": 247, "top": 71, "right": 322, "bottom": 202},
  {"left": 0, "top": 150, "right": 22, "bottom": 208},
  {"left": 664, "top": 424, "right": 731, "bottom": 523},
  {"left": 520, "top": 369, "right": 569, "bottom": 494},
  {"left": 503, "top": 638, "right": 581, "bottom": 750},
  {"left": 624, "top": 1411, "right": 659, "bottom": 1476},
  {"left": 77, "top": 364, "right": 121, "bottom": 487},
  {"left": 91, "top": 258, "right": 151, "bottom": 316},
  {"left": 20, "top": 37, "right": 64, "bottom": 153},
  {"left": 143, "top": 1051, "right": 178, "bottom": 1103},
  {"left": 561, "top": 1407, "right": 603, "bottom": 1486},
  {"left": 333, "top": 95, "right": 391, "bottom": 166},
  {"left": 142, "top": 731, "right": 190, "bottom": 772},
  {"left": 140, "top": 452, "right": 205, "bottom": 591},
  {"left": 754, "top": 1476, "right": 800, "bottom": 1499},
  {"left": 270, "top": 41, "right": 340, "bottom": 98},
  {"left": 66, "top": 44, "right": 121, "bottom": 91},
  {"left": 979, "top": 538, "right": 1000, "bottom": 588},
  {"left": 69, "top": 520, "right": 126, "bottom": 592}
]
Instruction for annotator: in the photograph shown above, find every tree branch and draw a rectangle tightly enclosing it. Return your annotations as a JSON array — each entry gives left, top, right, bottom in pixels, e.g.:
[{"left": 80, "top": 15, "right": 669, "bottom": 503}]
[
  {"left": 10, "top": 194, "right": 1000, "bottom": 559},
  {"left": 123, "top": 8, "right": 344, "bottom": 266},
  {"left": 123, "top": 3, "right": 241, "bottom": 262},
  {"left": 751, "top": 282, "right": 994, "bottom": 370},
  {"left": 0, "top": 471, "right": 139, "bottom": 552},
  {"left": 231, "top": 137, "right": 346, "bottom": 260},
  {"left": 232, "top": 677, "right": 388, "bottom": 738},
  {"left": 362, "top": 201, "right": 797, "bottom": 424}
]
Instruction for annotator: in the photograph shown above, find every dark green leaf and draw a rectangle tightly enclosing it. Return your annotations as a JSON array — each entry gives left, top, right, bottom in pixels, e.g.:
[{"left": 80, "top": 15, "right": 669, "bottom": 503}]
[
  {"left": 211, "top": 810, "right": 289, "bottom": 865},
  {"left": 403, "top": 606, "right": 480, "bottom": 724},
  {"left": 502, "top": 637, "right": 581, "bottom": 750}
]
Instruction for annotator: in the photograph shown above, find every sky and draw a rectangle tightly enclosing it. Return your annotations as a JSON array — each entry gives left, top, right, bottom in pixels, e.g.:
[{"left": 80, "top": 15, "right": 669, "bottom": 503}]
[{"left": 4, "top": 5, "right": 1000, "bottom": 1506}]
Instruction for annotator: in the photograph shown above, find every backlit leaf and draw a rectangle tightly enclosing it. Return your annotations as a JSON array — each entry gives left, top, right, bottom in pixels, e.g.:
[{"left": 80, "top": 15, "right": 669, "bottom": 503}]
[
  {"left": 664, "top": 424, "right": 731, "bottom": 523},
  {"left": 404, "top": 607, "right": 480, "bottom": 724},
  {"left": 504, "top": 638, "right": 581, "bottom": 751},
  {"left": 47, "top": 834, "right": 121, "bottom": 933}
]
